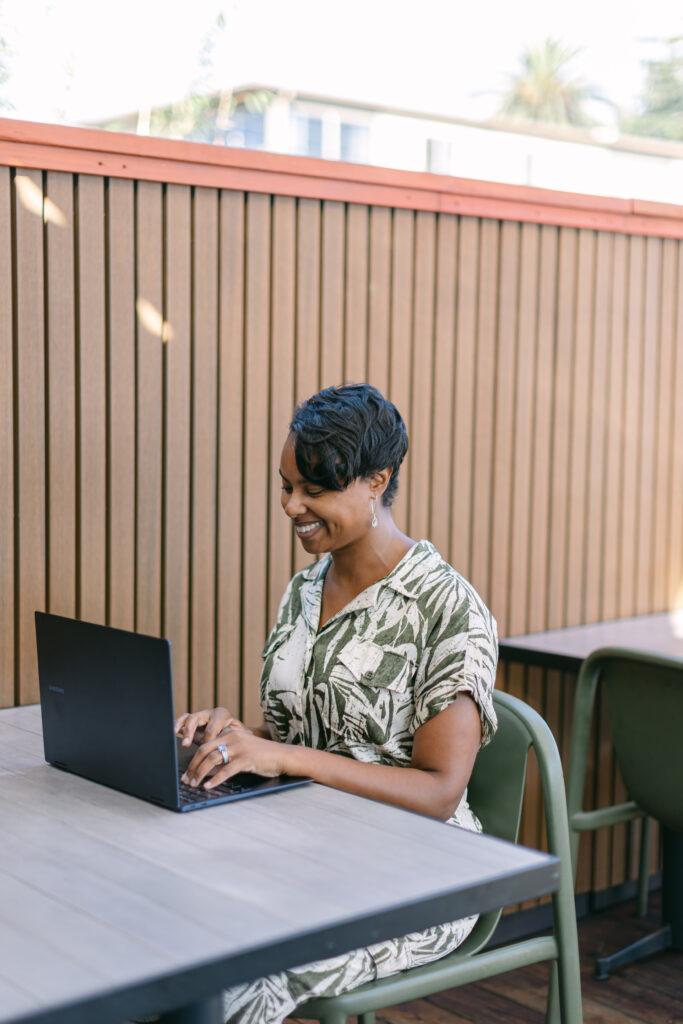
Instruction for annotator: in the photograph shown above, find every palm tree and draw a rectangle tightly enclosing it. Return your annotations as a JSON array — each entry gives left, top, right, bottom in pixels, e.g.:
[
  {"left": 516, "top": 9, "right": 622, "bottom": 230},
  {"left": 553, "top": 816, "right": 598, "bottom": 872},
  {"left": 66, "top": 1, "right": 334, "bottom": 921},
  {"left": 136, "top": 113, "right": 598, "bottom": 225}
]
[{"left": 498, "top": 38, "right": 602, "bottom": 127}]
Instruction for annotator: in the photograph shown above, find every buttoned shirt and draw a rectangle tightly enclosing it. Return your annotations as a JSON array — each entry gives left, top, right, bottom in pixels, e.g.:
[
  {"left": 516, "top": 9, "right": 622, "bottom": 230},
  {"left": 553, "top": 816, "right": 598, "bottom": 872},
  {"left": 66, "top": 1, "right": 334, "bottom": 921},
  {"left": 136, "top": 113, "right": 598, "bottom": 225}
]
[{"left": 260, "top": 539, "right": 498, "bottom": 830}]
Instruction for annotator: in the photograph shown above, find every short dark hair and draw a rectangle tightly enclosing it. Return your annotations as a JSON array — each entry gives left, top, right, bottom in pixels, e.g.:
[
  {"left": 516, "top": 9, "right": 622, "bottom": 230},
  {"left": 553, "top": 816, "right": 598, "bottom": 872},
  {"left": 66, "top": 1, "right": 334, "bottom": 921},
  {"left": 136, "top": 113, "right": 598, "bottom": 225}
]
[{"left": 289, "top": 384, "right": 409, "bottom": 507}]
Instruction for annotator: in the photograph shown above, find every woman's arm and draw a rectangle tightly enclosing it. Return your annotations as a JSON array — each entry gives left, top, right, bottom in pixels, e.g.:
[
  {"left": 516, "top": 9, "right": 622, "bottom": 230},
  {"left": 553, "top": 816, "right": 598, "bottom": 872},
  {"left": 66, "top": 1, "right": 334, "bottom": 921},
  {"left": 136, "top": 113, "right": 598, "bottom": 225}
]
[{"left": 181, "top": 695, "right": 482, "bottom": 821}]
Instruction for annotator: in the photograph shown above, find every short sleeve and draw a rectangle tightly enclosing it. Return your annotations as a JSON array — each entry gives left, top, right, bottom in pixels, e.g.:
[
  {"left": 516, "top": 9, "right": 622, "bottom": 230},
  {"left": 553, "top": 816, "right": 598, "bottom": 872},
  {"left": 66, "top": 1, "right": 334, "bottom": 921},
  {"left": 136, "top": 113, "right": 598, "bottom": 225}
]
[{"left": 412, "top": 588, "right": 498, "bottom": 747}]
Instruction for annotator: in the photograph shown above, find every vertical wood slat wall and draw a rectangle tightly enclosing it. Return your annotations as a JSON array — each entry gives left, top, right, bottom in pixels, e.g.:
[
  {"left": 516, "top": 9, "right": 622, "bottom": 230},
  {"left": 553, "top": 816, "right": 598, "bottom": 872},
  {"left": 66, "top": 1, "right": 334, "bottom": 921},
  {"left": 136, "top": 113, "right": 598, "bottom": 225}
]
[{"left": 2, "top": 142, "right": 682, "bottom": 900}]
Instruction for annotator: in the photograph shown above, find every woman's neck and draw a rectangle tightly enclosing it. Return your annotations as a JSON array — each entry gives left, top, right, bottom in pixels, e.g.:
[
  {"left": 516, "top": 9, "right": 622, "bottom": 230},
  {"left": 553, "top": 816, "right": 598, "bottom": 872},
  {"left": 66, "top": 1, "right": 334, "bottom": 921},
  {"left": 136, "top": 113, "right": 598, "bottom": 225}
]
[{"left": 327, "top": 523, "right": 415, "bottom": 594}]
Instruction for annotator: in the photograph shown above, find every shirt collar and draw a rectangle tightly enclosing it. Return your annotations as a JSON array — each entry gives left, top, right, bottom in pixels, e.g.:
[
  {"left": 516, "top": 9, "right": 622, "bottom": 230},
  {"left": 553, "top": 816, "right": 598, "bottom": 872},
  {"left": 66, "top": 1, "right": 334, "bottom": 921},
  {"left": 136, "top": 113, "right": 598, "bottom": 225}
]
[
  {"left": 297, "top": 540, "right": 440, "bottom": 629},
  {"left": 381, "top": 539, "right": 441, "bottom": 598},
  {"left": 298, "top": 556, "right": 330, "bottom": 631}
]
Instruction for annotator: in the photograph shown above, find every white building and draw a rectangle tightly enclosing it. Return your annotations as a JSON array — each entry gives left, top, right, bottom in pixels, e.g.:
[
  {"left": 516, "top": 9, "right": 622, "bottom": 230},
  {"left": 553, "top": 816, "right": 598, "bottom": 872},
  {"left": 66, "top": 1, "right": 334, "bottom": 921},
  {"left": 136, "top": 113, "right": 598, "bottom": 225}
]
[{"left": 98, "top": 86, "right": 683, "bottom": 206}]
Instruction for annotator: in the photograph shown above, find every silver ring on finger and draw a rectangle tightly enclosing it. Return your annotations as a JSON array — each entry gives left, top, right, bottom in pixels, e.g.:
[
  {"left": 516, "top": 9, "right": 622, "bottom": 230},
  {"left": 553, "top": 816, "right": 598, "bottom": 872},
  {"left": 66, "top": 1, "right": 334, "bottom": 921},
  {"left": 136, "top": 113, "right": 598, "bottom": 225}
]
[{"left": 217, "top": 743, "right": 230, "bottom": 765}]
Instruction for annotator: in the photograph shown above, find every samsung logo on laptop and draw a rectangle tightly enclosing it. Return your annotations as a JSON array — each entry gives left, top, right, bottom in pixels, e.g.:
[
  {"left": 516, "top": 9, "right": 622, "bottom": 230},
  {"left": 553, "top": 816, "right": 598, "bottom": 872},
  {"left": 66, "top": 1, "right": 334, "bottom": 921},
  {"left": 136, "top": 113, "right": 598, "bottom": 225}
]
[{"left": 48, "top": 685, "right": 65, "bottom": 694}]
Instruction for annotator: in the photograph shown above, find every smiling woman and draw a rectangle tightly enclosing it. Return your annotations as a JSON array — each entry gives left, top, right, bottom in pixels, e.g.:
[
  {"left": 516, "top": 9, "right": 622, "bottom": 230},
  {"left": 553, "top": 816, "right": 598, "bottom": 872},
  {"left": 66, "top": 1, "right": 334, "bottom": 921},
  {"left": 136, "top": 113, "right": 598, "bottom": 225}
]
[{"left": 174, "top": 383, "right": 499, "bottom": 1024}]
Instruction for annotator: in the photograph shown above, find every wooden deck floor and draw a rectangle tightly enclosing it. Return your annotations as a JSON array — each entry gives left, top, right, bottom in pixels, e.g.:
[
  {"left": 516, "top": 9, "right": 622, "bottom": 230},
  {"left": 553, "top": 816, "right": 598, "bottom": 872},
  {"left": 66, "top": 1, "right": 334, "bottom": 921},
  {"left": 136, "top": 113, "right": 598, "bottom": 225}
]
[{"left": 295, "top": 894, "right": 683, "bottom": 1023}]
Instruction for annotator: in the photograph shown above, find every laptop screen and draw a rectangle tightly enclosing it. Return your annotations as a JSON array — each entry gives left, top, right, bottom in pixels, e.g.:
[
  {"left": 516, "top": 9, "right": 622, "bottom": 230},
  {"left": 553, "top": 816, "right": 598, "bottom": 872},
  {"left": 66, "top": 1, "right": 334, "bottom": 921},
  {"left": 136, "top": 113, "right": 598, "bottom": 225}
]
[{"left": 36, "top": 612, "right": 181, "bottom": 808}]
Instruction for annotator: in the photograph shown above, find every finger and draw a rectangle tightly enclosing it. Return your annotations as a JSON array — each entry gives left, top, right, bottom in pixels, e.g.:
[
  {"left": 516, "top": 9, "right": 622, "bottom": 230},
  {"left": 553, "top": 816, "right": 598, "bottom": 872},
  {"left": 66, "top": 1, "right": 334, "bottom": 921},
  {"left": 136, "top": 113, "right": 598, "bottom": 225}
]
[
  {"left": 224, "top": 718, "right": 251, "bottom": 733},
  {"left": 174, "top": 712, "right": 189, "bottom": 734},
  {"left": 176, "top": 711, "right": 208, "bottom": 747},
  {"left": 202, "top": 712, "right": 225, "bottom": 744},
  {"left": 202, "top": 761, "right": 239, "bottom": 789},
  {"left": 200, "top": 765, "right": 237, "bottom": 794},
  {"left": 182, "top": 745, "right": 211, "bottom": 782},
  {"left": 203, "top": 707, "right": 233, "bottom": 743},
  {"left": 183, "top": 741, "right": 234, "bottom": 787},
  {"left": 177, "top": 715, "right": 200, "bottom": 746}
]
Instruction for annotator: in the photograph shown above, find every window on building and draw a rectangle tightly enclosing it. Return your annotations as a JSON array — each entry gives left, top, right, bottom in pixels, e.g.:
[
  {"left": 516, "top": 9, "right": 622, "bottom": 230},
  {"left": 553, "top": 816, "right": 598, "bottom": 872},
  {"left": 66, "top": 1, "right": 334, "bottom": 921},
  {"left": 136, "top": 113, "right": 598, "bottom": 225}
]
[
  {"left": 226, "top": 106, "right": 266, "bottom": 149},
  {"left": 340, "top": 122, "right": 370, "bottom": 164},
  {"left": 293, "top": 115, "right": 323, "bottom": 158}
]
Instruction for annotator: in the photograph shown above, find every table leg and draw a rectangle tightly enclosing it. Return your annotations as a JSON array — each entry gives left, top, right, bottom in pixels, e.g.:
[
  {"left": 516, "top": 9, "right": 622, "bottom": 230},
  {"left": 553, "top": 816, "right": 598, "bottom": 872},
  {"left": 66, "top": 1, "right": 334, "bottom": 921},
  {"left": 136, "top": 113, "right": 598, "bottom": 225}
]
[
  {"left": 594, "top": 826, "right": 683, "bottom": 978},
  {"left": 662, "top": 827, "right": 683, "bottom": 950},
  {"left": 158, "top": 994, "right": 224, "bottom": 1024}
]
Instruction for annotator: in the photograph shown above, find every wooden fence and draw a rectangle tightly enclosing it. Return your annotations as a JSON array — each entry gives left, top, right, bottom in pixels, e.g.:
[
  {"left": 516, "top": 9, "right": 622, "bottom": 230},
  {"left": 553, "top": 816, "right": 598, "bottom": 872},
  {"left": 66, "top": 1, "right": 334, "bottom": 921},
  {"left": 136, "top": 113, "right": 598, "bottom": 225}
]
[{"left": 1, "top": 118, "right": 682, "bottom": 900}]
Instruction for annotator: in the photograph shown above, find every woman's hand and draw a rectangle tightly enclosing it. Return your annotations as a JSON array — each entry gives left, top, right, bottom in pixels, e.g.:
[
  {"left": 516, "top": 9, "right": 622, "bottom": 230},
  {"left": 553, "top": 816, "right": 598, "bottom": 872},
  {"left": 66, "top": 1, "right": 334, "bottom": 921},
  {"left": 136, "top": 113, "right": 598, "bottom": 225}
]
[
  {"left": 181, "top": 730, "right": 290, "bottom": 788},
  {"left": 174, "top": 707, "right": 251, "bottom": 748}
]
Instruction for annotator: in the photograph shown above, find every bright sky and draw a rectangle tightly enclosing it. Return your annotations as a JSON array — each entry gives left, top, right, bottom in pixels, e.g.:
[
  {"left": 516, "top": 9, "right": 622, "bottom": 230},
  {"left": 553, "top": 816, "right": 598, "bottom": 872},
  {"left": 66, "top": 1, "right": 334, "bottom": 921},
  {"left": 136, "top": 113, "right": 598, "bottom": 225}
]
[{"left": 1, "top": 0, "right": 681, "bottom": 126}]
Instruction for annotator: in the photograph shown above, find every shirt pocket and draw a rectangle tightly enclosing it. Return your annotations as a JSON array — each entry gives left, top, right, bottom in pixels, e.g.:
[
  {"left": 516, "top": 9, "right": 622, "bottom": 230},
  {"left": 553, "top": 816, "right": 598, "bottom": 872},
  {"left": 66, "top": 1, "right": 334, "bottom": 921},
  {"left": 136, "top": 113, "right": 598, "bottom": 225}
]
[
  {"left": 332, "top": 638, "right": 415, "bottom": 694},
  {"left": 326, "top": 637, "right": 416, "bottom": 746}
]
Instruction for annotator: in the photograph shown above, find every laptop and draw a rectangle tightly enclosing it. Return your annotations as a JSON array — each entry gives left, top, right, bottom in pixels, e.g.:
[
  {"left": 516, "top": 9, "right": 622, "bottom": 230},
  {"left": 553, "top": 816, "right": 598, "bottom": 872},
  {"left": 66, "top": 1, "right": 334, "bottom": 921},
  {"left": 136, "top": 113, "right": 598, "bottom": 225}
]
[{"left": 35, "top": 611, "right": 312, "bottom": 812}]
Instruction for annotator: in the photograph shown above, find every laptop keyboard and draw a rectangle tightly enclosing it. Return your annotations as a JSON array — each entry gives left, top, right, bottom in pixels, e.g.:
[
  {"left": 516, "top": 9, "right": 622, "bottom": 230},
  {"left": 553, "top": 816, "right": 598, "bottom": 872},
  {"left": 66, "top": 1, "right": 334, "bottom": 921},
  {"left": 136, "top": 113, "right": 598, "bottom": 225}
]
[{"left": 178, "top": 772, "right": 259, "bottom": 804}]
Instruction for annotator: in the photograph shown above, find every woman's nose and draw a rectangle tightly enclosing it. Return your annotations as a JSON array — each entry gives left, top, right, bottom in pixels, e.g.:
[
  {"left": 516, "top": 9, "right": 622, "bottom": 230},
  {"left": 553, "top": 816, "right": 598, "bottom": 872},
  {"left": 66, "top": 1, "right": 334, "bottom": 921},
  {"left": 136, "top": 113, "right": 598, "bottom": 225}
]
[{"left": 283, "top": 490, "right": 306, "bottom": 517}]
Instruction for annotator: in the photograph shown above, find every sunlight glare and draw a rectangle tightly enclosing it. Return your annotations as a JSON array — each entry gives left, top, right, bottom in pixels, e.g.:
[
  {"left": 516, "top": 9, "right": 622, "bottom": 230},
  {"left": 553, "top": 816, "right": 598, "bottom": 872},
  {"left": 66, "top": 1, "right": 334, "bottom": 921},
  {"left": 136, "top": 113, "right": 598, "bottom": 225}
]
[
  {"left": 136, "top": 297, "right": 175, "bottom": 342},
  {"left": 15, "top": 175, "right": 67, "bottom": 228},
  {"left": 670, "top": 604, "right": 683, "bottom": 634}
]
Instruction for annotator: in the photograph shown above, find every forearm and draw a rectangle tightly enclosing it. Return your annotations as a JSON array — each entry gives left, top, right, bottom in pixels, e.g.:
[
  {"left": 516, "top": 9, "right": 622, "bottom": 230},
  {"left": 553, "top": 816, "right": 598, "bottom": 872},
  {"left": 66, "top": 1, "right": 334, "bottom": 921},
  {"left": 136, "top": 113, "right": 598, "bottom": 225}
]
[{"left": 282, "top": 745, "right": 462, "bottom": 821}]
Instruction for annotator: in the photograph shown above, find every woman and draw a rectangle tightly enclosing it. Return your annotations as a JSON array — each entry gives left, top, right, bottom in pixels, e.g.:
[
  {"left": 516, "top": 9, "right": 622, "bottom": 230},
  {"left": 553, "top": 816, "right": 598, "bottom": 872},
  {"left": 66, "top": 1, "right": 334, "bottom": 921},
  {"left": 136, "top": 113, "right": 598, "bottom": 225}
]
[{"left": 175, "top": 383, "right": 498, "bottom": 1024}]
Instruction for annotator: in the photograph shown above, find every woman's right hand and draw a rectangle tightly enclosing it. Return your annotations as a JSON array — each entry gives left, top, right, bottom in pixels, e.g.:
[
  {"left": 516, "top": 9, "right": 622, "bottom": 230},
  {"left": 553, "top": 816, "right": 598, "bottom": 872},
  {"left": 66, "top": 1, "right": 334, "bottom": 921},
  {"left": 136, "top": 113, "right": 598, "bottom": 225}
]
[{"left": 174, "top": 707, "right": 251, "bottom": 747}]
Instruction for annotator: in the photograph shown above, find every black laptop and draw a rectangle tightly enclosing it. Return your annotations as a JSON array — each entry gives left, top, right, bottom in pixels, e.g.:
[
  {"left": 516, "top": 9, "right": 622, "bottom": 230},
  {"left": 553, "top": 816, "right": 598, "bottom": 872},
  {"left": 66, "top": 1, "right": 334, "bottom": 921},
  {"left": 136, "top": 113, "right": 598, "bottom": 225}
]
[{"left": 35, "top": 611, "right": 312, "bottom": 811}]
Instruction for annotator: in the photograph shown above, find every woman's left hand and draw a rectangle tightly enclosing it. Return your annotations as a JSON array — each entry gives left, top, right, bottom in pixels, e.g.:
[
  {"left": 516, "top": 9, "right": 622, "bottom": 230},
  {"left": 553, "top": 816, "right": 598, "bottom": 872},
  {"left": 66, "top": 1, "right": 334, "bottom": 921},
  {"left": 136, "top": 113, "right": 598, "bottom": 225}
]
[{"left": 181, "top": 729, "right": 290, "bottom": 789}]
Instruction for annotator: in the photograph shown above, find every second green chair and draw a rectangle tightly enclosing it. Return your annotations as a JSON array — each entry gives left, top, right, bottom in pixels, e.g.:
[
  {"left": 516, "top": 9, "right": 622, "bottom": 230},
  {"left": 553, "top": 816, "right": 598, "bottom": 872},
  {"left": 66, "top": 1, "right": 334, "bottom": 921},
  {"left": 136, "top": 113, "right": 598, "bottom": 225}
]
[{"left": 566, "top": 646, "right": 683, "bottom": 980}]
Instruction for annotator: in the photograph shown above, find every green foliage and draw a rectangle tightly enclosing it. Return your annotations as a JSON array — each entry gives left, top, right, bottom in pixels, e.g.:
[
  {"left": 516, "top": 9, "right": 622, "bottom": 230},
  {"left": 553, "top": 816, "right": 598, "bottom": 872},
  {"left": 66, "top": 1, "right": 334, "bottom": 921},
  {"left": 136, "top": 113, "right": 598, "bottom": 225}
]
[
  {"left": 150, "top": 91, "right": 226, "bottom": 143},
  {"left": 149, "top": 87, "right": 273, "bottom": 144},
  {"left": 620, "top": 38, "right": 683, "bottom": 141},
  {"left": 498, "top": 37, "right": 603, "bottom": 127},
  {"left": 98, "top": 9, "right": 274, "bottom": 144}
]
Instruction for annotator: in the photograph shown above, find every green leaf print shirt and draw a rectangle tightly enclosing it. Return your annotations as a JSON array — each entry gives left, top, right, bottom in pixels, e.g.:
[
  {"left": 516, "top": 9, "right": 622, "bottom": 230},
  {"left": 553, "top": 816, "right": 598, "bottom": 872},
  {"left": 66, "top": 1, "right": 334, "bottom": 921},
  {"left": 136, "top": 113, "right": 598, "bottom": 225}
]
[{"left": 260, "top": 539, "right": 498, "bottom": 831}]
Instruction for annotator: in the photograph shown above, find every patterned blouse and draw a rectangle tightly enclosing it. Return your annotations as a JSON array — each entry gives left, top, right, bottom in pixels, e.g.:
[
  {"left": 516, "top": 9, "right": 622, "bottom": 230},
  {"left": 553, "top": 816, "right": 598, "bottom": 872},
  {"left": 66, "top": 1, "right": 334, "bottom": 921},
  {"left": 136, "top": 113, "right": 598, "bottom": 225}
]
[{"left": 260, "top": 539, "right": 498, "bottom": 831}]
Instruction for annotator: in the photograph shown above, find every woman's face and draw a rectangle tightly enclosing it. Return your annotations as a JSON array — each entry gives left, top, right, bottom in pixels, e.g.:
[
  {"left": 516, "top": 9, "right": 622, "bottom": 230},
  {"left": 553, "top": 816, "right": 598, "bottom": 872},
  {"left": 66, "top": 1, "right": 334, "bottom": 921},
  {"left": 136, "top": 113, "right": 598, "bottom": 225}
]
[{"left": 279, "top": 437, "right": 376, "bottom": 556}]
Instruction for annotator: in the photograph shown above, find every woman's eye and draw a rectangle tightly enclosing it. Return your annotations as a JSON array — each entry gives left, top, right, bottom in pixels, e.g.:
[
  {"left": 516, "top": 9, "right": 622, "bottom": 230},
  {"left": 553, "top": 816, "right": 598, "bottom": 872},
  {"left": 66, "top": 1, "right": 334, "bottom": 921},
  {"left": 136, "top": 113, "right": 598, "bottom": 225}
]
[
  {"left": 281, "top": 486, "right": 292, "bottom": 494},
  {"left": 305, "top": 489, "right": 324, "bottom": 497}
]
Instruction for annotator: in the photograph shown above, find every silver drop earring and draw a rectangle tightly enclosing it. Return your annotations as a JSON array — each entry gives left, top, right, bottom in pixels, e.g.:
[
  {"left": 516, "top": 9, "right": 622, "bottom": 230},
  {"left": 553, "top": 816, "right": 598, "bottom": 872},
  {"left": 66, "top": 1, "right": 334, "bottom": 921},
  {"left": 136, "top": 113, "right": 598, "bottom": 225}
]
[{"left": 370, "top": 497, "right": 378, "bottom": 528}]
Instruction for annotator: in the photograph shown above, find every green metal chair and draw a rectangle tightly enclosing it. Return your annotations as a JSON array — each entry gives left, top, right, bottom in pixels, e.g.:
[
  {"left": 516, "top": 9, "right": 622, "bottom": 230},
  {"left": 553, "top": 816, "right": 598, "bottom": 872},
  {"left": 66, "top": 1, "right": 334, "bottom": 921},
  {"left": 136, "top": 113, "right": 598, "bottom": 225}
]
[
  {"left": 566, "top": 647, "right": 683, "bottom": 980},
  {"left": 298, "top": 690, "right": 583, "bottom": 1024}
]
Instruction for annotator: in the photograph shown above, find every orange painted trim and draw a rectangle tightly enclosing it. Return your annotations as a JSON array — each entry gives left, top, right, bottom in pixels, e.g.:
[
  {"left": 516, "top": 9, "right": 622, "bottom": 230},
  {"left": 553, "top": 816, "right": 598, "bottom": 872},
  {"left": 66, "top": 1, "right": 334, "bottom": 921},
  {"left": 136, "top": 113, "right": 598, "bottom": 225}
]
[{"left": 2, "top": 117, "right": 682, "bottom": 238}]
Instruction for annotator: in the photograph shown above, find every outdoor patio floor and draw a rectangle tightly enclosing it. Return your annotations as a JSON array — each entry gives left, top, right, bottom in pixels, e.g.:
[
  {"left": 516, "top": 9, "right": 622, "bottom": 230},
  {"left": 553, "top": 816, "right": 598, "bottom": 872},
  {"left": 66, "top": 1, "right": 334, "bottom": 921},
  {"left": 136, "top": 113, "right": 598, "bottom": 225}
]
[{"left": 293, "top": 892, "right": 683, "bottom": 1023}]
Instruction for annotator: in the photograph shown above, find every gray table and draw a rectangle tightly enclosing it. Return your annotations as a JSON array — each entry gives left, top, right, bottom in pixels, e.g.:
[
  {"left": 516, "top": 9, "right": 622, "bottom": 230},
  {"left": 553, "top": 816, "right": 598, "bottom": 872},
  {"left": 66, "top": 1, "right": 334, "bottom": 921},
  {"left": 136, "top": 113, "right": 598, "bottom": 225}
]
[
  {"left": 1, "top": 705, "right": 559, "bottom": 1024},
  {"left": 500, "top": 609, "right": 683, "bottom": 673}
]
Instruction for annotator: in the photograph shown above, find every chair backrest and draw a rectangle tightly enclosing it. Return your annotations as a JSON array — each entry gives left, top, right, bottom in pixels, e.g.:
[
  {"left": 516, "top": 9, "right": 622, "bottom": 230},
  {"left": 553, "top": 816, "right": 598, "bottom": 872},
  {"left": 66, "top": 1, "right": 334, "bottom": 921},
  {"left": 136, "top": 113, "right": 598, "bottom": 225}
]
[
  {"left": 467, "top": 692, "right": 531, "bottom": 845},
  {"left": 598, "top": 649, "right": 683, "bottom": 833},
  {"left": 461, "top": 689, "right": 566, "bottom": 955}
]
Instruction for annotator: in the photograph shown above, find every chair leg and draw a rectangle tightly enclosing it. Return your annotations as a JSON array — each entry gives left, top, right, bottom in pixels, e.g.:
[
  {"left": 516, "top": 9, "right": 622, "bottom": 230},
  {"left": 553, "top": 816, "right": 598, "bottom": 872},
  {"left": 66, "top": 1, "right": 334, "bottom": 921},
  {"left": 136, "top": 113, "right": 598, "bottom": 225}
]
[
  {"left": 548, "top": 948, "right": 583, "bottom": 1024},
  {"left": 551, "top": 888, "right": 583, "bottom": 1024},
  {"left": 358, "top": 1014, "right": 376, "bottom": 1024},
  {"left": 545, "top": 960, "right": 560, "bottom": 1024},
  {"left": 637, "top": 817, "right": 653, "bottom": 918}
]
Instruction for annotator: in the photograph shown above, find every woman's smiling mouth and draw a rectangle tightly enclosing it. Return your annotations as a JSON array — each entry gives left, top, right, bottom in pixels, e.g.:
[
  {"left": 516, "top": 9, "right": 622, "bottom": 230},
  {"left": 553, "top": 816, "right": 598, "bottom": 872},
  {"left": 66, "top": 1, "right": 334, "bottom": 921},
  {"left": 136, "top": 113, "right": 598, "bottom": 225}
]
[{"left": 295, "top": 520, "right": 323, "bottom": 537}]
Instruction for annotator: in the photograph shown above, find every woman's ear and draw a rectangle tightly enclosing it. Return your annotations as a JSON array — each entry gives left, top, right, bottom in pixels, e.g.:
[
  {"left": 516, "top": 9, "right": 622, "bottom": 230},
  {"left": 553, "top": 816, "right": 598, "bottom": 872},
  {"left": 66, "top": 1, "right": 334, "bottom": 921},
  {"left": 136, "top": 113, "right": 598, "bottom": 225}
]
[{"left": 370, "top": 468, "right": 392, "bottom": 498}]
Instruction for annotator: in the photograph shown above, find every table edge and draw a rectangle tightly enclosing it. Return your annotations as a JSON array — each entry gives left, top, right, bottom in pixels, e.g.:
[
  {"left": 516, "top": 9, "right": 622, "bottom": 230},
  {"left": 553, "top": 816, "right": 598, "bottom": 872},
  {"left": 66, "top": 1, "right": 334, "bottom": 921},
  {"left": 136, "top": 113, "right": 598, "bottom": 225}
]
[{"left": 3, "top": 856, "right": 560, "bottom": 1024}]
